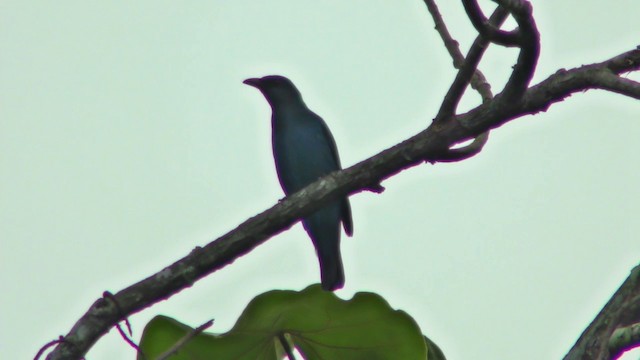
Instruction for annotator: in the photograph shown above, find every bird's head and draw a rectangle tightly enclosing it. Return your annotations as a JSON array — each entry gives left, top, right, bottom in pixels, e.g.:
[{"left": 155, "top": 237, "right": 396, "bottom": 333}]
[{"left": 243, "top": 75, "right": 303, "bottom": 106}]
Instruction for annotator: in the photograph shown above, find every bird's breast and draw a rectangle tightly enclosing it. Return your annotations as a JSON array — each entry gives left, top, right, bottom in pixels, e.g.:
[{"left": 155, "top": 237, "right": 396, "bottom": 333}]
[{"left": 272, "top": 123, "right": 338, "bottom": 195}]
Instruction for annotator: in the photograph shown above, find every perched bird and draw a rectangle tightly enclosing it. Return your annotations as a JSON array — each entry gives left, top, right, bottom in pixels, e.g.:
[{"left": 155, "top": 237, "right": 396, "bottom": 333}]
[{"left": 244, "top": 75, "right": 353, "bottom": 291}]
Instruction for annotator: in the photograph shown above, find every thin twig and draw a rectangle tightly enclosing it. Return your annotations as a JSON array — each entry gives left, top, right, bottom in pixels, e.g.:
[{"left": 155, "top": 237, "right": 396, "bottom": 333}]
[
  {"left": 115, "top": 322, "right": 142, "bottom": 355},
  {"left": 34, "top": 337, "right": 66, "bottom": 360},
  {"left": 104, "top": 291, "right": 142, "bottom": 354},
  {"left": 433, "top": 6, "right": 509, "bottom": 120},
  {"left": 462, "top": 0, "right": 520, "bottom": 46},
  {"left": 155, "top": 319, "right": 214, "bottom": 360},
  {"left": 278, "top": 332, "right": 297, "bottom": 360},
  {"left": 428, "top": 132, "right": 489, "bottom": 162},
  {"left": 423, "top": 0, "right": 495, "bottom": 102}
]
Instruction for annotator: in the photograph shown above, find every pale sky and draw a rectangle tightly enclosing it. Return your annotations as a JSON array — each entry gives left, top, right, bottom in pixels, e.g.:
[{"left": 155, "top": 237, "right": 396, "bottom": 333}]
[{"left": 2, "top": 1, "right": 640, "bottom": 359}]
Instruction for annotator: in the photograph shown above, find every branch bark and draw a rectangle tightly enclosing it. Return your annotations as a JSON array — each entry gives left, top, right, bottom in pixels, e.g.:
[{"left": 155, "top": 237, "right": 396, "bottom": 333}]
[
  {"left": 462, "top": 0, "right": 520, "bottom": 47},
  {"left": 564, "top": 266, "right": 640, "bottom": 360},
  {"left": 493, "top": 0, "right": 540, "bottom": 101},
  {"left": 42, "top": 2, "right": 640, "bottom": 359},
  {"left": 434, "top": 5, "right": 508, "bottom": 120}
]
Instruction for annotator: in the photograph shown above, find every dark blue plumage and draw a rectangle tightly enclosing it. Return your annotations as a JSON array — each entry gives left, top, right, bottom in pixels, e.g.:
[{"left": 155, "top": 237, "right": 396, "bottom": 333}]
[{"left": 244, "top": 75, "right": 352, "bottom": 291}]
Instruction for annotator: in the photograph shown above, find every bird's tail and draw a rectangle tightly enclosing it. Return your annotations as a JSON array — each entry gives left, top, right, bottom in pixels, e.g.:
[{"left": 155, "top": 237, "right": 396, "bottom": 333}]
[
  {"left": 303, "top": 204, "right": 345, "bottom": 291},
  {"left": 318, "top": 244, "right": 344, "bottom": 291}
]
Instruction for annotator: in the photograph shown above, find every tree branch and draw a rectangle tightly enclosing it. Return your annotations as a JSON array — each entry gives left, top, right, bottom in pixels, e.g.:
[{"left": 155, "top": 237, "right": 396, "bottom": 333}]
[
  {"left": 432, "top": 4, "right": 509, "bottom": 120},
  {"left": 564, "top": 265, "right": 640, "bottom": 360},
  {"left": 593, "top": 70, "right": 640, "bottom": 100},
  {"left": 423, "top": 0, "right": 498, "bottom": 161},
  {"left": 462, "top": 0, "right": 520, "bottom": 46},
  {"left": 43, "top": 45, "right": 640, "bottom": 360},
  {"left": 423, "top": 0, "right": 497, "bottom": 103},
  {"left": 430, "top": 132, "right": 489, "bottom": 162},
  {"left": 493, "top": 0, "right": 540, "bottom": 102}
]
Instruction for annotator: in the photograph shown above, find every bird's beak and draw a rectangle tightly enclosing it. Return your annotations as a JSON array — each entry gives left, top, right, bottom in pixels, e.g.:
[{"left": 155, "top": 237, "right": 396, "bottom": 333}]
[{"left": 243, "top": 78, "right": 262, "bottom": 88}]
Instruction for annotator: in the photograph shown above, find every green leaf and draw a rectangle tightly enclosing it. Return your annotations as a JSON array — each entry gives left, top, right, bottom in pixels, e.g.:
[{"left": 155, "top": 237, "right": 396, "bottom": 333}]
[{"left": 139, "top": 284, "right": 429, "bottom": 360}]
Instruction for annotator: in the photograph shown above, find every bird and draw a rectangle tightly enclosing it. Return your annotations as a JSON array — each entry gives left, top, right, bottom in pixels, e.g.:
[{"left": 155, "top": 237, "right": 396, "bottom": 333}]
[{"left": 243, "top": 75, "right": 352, "bottom": 291}]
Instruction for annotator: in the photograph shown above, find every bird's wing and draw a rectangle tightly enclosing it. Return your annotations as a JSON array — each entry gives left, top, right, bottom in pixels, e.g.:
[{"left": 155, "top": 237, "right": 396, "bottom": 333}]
[{"left": 312, "top": 112, "right": 353, "bottom": 237}]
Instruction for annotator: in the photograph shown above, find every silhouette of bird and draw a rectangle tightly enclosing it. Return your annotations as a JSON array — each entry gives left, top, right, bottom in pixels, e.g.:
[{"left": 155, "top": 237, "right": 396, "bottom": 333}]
[{"left": 244, "top": 75, "right": 352, "bottom": 291}]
